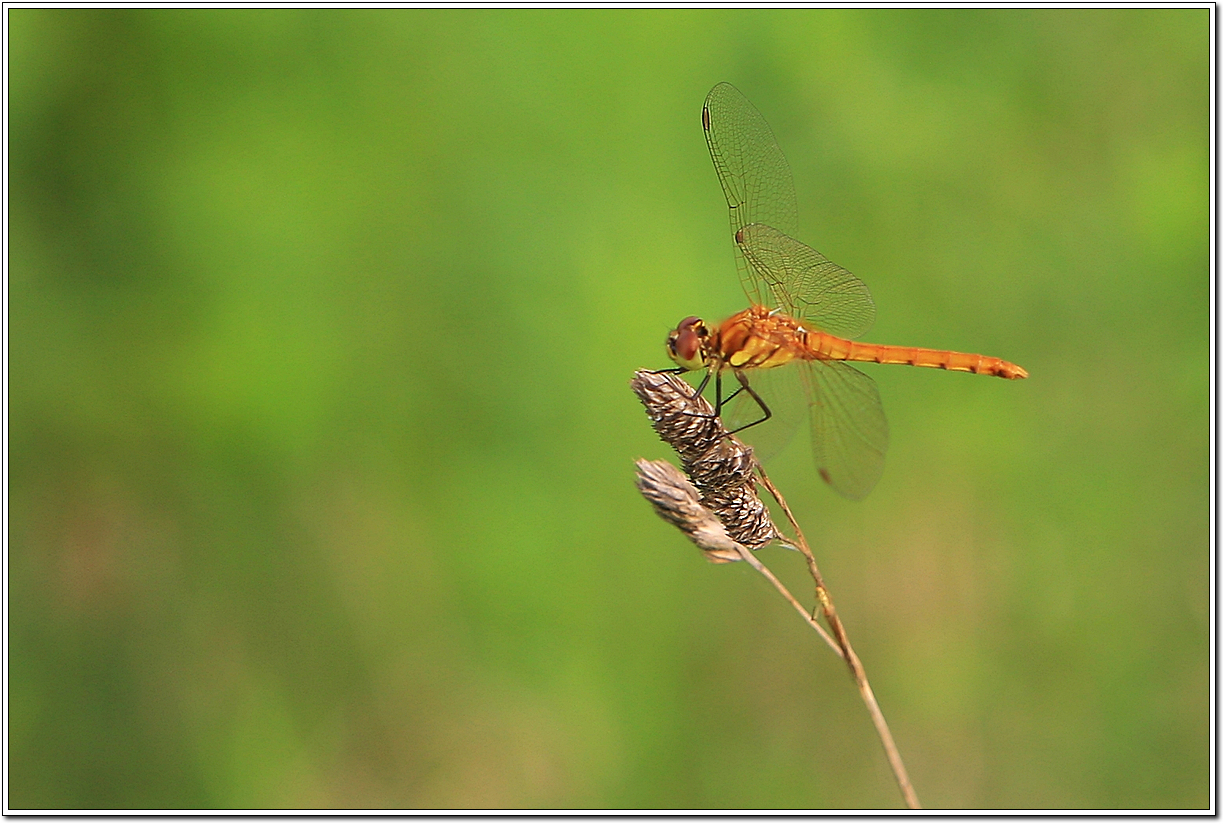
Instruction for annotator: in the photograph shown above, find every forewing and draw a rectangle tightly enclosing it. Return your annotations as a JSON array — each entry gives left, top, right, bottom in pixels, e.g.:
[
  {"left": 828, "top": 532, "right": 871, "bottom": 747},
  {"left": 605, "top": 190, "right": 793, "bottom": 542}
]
[
  {"left": 737, "top": 223, "right": 876, "bottom": 340},
  {"left": 703, "top": 82, "right": 799, "bottom": 306},
  {"left": 805, "top": 360, "right": 889, "bottom": 500}
]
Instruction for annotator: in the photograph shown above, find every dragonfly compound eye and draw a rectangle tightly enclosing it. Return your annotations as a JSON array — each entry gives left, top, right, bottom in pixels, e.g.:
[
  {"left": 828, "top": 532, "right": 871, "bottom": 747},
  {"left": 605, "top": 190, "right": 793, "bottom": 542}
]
[{"left": 666, "top": 316, "right": 710, "bottom": 370}]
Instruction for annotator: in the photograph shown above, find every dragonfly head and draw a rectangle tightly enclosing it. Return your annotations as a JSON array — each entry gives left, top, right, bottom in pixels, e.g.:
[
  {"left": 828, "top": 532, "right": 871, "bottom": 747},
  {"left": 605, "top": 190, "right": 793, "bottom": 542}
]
[{"left": 666, "top": 316, "right": 711, "bottom": 371}]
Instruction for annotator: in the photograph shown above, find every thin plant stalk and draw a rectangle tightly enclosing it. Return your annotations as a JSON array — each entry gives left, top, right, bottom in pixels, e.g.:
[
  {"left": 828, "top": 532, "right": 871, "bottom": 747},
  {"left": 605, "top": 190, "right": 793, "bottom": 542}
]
[
  {"left": 755, "top": 468, "right": 921, "bottom": 811},
  {"left": 633, "top": 369, "right": 920, "bottom": 809}
]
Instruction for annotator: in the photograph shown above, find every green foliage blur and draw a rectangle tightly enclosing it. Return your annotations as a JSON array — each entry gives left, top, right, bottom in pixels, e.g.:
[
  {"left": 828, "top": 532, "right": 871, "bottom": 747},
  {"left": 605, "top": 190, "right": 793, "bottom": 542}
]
[{"left": 8, "top": 8, "right": 1208, "bottom": 810}]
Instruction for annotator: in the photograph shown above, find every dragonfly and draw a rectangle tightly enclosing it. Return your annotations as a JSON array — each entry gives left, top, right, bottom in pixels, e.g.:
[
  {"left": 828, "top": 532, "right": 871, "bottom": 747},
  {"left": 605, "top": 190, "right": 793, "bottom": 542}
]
[{"left": 665, "top": 82, "right": 1028, "bottom": 500}]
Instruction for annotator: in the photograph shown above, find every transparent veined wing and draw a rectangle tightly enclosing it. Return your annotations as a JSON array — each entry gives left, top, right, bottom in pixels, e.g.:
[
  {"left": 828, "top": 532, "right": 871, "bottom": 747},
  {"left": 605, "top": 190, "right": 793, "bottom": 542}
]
[
  {"left": 735, "top": 223, "right": 876, "bottom": 340},
  {"left": 703, "top": 84, "right": 875, "bottom": 339},
  {"left": 703, "top": 82, "right": 799, "bottom": 308},
  {"left": 804, "top": 359, "right": 889, "bottom": 500}
]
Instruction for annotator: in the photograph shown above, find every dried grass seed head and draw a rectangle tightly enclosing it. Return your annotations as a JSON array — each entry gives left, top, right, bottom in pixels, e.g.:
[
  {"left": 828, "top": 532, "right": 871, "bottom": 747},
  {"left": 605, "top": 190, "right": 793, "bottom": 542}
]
[{"left": 632, "top": 370, "right": 780, "bottom": 552}]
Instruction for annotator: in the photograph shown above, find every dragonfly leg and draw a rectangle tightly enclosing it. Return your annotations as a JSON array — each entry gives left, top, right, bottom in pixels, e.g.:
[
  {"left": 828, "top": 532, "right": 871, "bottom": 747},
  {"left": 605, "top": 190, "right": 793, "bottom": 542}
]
[
  {"left": 723, "top": 370, "right": 773, "bottom": 436},
  {"left": 660, "top": 367, "right": 721, "bottom": 421},
  {"left": 695, "top": 368, "right": 712, "bottom": 399},
  {"left": 713, "top": 370, "right": 750, "bottom": 414}
]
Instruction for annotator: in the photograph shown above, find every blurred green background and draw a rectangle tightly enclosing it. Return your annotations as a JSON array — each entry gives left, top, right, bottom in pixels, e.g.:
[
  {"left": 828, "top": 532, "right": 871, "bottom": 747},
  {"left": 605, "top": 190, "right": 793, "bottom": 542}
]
[{"left": 8, "top": 8, "right": 1209, "bottom": 810}]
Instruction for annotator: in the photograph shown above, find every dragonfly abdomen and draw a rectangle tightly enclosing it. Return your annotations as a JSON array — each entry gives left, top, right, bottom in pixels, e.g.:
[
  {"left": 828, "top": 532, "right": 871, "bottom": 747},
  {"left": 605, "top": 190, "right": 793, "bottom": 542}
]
[{"left": 808, "top": 334, "right": 1029, "bottom": 380}]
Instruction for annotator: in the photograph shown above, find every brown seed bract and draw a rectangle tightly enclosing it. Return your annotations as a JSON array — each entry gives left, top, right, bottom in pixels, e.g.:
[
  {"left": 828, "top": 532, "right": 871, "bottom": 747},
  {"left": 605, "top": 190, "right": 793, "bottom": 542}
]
[{"left": 631, "top": 369, "right": 779, "bottom": 554}]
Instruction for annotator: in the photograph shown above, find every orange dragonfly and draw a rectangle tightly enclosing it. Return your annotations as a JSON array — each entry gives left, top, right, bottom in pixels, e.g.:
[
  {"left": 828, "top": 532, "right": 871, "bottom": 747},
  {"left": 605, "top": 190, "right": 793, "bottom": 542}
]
[{"left": 666, "top": 82, "right": 1028, "bottom": 500}]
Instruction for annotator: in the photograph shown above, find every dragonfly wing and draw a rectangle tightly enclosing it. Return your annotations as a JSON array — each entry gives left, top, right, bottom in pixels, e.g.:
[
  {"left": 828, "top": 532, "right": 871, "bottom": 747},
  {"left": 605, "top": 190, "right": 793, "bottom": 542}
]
[
  {"left": 722, "top": 365, "right": 807, "bottom": 465},
  {"left": 805, "top": 360, "right": 889, "bottom": 500},
  {"left": 704, "top": 85, "right": 877, "bottom": 341},
  {"left": 703, "top": 82, "right": 799, "bottom": 307},
  {"left": 737, "top": 223, "right": 876, "bottom": 340}
]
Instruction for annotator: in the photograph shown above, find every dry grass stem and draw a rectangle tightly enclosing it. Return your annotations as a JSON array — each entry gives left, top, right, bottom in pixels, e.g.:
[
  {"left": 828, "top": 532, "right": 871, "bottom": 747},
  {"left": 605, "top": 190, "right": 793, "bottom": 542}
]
[
  {"left": 632, "top": 368, "right": 921, "bottom": 810},
  {"left": 755, "top": 467, "right": 921, "bottom": 810}
]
